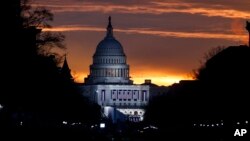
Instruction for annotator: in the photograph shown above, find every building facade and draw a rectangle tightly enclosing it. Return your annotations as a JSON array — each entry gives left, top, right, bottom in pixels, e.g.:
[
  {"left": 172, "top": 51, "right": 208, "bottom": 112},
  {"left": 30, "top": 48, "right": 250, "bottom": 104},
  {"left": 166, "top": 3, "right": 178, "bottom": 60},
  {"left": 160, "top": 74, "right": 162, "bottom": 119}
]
[{"left": 81, "top": 17, "right": 149, "bottom": 123}]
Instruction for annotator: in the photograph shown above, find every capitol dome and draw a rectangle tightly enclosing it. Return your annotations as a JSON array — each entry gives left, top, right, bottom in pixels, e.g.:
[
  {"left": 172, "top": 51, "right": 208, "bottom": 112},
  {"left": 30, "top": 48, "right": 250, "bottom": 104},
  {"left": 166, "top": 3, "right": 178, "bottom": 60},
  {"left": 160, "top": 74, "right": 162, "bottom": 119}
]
[
  {"left": 94, "top": 38, "right": 125, "bottom": 56},
  {"left": 84, "top": 16, "right": 132, "bottom": 84}
]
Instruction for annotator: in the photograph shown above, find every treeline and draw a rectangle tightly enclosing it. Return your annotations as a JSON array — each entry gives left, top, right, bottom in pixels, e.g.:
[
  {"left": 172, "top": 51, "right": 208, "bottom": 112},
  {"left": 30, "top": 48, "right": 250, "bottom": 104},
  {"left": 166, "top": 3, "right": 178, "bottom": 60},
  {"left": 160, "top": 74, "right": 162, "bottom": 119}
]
[
  {"left": 145, "top": 45, "right": 250, "bottom": 140},
  {"left": 0, "top": 0, "right": 101, "bottom": 129}
]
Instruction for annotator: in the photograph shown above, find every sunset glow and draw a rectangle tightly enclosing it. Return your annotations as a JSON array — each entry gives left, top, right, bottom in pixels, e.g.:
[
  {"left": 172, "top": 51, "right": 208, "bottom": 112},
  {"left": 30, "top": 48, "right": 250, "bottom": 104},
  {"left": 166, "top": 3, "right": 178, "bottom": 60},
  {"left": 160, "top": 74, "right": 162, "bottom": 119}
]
[
  {"left": 71, "top": 70, "right": 192, "bottom": 86},
  {"left": 132, "top": 75, "right": 191, "bottom": 86},
  {"left": 34, "top": 0, "right": 250, "bottom": 86}
]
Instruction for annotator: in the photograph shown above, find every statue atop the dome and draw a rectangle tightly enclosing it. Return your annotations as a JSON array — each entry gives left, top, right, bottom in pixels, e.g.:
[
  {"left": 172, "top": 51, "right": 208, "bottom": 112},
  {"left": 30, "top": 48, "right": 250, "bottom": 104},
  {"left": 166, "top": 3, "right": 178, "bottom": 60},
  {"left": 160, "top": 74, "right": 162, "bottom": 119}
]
[
  {"left": 106, "top": 16, "right": 113, "bottom": 38},
  {"left": 108, "top": 16, "right": 111, "bottom": 26}
]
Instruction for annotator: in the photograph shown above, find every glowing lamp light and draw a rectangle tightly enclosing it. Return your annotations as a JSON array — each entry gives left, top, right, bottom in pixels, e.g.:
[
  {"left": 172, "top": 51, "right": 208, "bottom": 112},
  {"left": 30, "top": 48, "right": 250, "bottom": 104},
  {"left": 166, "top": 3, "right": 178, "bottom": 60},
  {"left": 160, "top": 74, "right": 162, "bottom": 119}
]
[
  {"left": 140, "top": 116, "right": 144, "bottom": 121},
  {"left": 100, "top": 123, "right": 105, "bottom": 128},
  {"left": 0, "top": 104, "right": 3, "bottom": 110}
]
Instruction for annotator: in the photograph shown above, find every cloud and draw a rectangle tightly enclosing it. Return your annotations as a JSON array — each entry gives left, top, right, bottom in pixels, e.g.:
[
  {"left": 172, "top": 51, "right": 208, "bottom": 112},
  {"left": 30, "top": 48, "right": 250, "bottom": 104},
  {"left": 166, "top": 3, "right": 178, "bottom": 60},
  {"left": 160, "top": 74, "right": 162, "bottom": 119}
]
[
  {"left": 32, "top": 1, "right": 250, "bottom": 19},
  {"left": 43, "top": 25, "right": 247, "bottom": 42},
  {"left": 43, "top": 25, "right": 105, "bottom": 32}
]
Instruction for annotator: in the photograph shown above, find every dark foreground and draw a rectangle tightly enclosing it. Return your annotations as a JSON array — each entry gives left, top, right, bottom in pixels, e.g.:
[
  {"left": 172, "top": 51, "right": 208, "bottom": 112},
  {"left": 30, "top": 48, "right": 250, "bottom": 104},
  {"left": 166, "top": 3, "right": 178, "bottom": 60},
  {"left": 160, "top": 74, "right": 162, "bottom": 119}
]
[{"left": 1, "top": 120, "right": 249, "bottom": 141}]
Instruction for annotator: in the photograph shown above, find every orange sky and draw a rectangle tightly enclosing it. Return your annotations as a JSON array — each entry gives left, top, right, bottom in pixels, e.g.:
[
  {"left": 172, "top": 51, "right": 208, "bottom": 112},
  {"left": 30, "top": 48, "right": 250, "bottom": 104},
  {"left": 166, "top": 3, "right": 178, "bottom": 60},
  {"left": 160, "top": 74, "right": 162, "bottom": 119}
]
[
  {"left": 70, "top": 71, "right": 191, "bottom": 86},
  {"left": 36, "top": 0, "right": 250, "bottom": 86}
]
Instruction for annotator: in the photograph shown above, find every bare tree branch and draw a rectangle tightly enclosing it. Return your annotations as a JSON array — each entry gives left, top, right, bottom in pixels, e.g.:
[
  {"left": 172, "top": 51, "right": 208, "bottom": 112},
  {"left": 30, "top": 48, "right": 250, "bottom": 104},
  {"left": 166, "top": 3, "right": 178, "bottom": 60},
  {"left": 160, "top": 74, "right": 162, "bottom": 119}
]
[{"left": 20, "top": 0, "right": 65, "bottom": 58}]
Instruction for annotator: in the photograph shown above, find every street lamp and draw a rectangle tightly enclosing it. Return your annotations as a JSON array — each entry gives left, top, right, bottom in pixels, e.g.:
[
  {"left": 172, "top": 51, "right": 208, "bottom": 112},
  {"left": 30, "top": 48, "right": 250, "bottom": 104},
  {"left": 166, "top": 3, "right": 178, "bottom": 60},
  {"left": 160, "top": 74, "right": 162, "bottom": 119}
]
[
  {"left": 100, "top": 123, "right": 105, "bottom": 128},
  {"left": 0, "top": 104, "right": 3, "bottom": 110}
]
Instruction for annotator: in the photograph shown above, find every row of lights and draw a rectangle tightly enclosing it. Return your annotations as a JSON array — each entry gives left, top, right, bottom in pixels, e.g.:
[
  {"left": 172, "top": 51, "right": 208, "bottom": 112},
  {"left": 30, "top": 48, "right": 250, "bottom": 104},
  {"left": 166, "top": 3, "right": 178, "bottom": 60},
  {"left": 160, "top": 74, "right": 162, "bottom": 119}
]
[
  {"left": 62, "top": 121, "right": 82, "bottom": 126},
  {"left": 193, "top": 120, "right": 224, "bottom": 127},
  {"left": 236, "top": 121, "right": 248, "bottom": 125},
  {"left": 62, "top": 121, "right": 106, "bottom": 129},
  {"left": 193, "top": 123, "right": 223, "bottom": 127},
  {"left": 143, "top": 125, "right": 158, "bottom": 130},
  {"left": 193, "top": 120, "right": 248, "bottom": 127},
  {"left": 138, "top": 125, "right": 159, "bottom": 133}
]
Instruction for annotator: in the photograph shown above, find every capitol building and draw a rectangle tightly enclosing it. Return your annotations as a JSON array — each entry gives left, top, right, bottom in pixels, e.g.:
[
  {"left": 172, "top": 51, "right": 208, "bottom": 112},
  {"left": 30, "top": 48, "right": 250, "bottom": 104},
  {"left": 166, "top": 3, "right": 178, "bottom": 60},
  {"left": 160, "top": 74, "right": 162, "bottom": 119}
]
[{"left": 80, "top": 17, "right": 151, "bottom": 123}]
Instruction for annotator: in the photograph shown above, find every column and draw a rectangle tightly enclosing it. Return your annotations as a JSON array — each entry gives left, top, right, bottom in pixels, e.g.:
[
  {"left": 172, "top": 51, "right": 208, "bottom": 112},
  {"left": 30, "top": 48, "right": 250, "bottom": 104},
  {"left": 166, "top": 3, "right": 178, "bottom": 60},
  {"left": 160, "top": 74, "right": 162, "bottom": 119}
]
[{"left": 127, "top": 68, "right": 129, "bottom": 77}]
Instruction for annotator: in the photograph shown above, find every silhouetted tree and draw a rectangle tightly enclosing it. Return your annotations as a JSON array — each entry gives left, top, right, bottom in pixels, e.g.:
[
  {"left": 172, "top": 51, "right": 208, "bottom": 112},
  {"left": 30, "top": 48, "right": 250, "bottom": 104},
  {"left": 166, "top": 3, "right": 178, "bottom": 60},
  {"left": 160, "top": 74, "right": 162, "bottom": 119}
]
[
  {"left": 193, "top": 46, "right": 225, "bottom": 79},
  {"left": 196, "top": 45, "right": 250, "bottom": 118},
  {"left": 145, "top": 45, "right": 250, "bottom": 140},
  {"left": 21, "top": 0, "right": 52, "bottom": 28},
  {"left": 37, "top": 32, "right": 65, "bottom": 56},
  {"left": 21, "top": 0, "right": 65, "bottom": 57},
  {"left": 1, "top": 0, "right": 101, "bottom": 129}
]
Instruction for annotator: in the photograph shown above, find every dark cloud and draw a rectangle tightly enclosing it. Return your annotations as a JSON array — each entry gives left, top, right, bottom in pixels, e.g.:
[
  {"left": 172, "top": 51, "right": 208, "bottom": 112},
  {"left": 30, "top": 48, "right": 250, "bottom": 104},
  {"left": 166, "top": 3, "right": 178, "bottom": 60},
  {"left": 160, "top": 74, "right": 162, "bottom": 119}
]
[{"left": 180, "top": 0, "right": 250, "bottom": 12}]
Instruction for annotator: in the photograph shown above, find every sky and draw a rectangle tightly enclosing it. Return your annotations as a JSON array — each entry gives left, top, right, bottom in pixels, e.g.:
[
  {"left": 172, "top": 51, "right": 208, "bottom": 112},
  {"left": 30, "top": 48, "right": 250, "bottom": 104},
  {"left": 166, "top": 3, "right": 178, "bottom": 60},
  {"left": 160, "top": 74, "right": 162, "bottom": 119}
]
[{"left": 32, "top": 0, "right": 250, "bottom": 86}]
